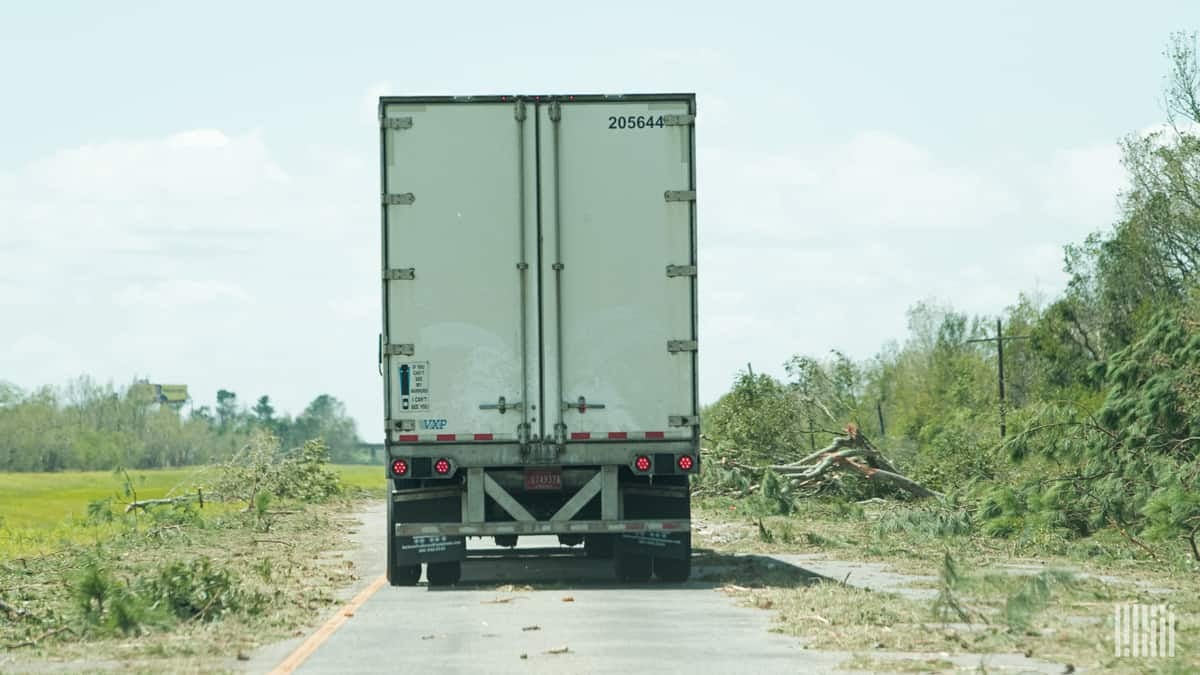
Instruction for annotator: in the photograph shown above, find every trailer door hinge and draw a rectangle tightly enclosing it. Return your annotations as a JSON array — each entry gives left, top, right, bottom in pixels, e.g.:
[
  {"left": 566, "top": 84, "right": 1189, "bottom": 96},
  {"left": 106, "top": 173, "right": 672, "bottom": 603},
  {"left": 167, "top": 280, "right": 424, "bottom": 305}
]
[
  {"left": 380, "top": 116, "right": 413, "bottom": 130},
  {"left": 384, "top": 268, "right": 415, "bottom": 280},
  {"left": 383, "top": 343, "right": 414, "bottom": 356},
  {"left": 666, "top": 264, "right": 697, "bottom": 278},
  {"left": 664, "top": 190, "right": 696, "bottom": 202},
  {"left": 667, "top": 340, "right": 698, "bottom": 353},
  {"left": 514, "top": 100, "right": 527, "bottom": 121},
  {"left": 549, "top": 101, "right": 562, "bottom": 122},
  {"left": 382, "top": 193, "right": 415, "bottom": 206},
  {"left": 663, "top": 114, "right": 695, "bottom": 126},
  {"left": 669, "top": 415, "right": 701, "bottom": 427}
]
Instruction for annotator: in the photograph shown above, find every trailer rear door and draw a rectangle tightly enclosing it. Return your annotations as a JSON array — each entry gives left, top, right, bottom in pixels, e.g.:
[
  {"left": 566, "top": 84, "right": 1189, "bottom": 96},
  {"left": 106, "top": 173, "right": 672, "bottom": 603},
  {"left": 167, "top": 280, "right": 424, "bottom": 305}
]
[
  {"left": 380, "top": 102, "right": 537, "bottom": 441},
  {"left": 537, "top": 98, "right": 698, "bottom": 443}
]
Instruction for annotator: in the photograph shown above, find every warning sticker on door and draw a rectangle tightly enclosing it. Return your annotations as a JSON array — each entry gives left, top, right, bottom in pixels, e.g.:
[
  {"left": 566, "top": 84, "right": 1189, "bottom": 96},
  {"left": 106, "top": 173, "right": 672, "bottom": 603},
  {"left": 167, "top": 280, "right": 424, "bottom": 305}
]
[{"left": 397, "top": 362, "right": 430, "bottom": 411}]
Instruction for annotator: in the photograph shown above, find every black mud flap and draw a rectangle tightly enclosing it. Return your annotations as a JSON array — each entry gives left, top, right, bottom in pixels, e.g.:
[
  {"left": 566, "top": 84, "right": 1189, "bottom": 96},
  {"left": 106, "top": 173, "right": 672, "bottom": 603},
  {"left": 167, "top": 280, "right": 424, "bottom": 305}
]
[
  {"left": 395, "top": 535, "right": 466, "bottom": 565},
  {"left": 616, "top": 531, "right": 689, "bottom": 559}
]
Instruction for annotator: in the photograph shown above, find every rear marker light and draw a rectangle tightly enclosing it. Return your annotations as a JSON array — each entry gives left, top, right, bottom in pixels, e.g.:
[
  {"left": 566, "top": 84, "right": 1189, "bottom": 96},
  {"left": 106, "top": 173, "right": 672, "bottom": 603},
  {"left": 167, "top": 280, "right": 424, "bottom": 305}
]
[
  {"left": 677, "top": 455, "right": 695, "bottom": 471},
  {"left": 434, "top": 458, "right": 451, "bottom": 475},
  {"left": 391, "top": 459, "right": 409, "bottom": 476},
  {"left": 634, "top": 455, "right": 651, "bottom": 472}
]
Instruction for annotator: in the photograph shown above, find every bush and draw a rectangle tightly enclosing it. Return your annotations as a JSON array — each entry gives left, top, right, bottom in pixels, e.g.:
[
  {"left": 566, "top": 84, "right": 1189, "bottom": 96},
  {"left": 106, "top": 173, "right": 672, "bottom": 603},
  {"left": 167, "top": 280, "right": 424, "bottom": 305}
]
[
  {"left": 144, "top": 557, "right": 255, "bottom": 622},
  {"left": 214, "top": 431, "right": 342, "bottom": 507}
]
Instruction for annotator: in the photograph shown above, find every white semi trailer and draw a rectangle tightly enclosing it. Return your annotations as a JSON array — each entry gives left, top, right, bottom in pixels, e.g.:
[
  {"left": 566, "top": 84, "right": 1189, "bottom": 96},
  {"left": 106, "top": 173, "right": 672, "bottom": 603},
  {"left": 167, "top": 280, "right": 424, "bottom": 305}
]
[{"left": 378, "top": 94, "right": 699, "bottom": 586}]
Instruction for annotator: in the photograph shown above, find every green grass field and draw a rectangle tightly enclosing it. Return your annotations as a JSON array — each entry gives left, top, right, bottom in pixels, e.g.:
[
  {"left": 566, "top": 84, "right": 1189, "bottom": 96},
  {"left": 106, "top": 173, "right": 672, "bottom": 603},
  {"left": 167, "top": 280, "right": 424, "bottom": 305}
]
[{"left": 0, "top": 465, "right": 385, "bottom": 558}]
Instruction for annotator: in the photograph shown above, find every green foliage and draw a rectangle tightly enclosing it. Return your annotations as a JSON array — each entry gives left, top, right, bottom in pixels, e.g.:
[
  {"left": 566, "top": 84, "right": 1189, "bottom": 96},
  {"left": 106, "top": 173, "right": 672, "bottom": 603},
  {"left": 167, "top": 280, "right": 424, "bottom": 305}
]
[
  {"left": 874, "top": 504, "right": 973, "bottom": 539},
  {"left": 74, "top": 558, "right": 153, "bottom": 636},
  {"left": 705, "top": 372, "right": 807, "bottom": 464},
  {"left": 214, "top": 431, "right": 342, "bottom": 508},
  {"left": 1002, "top": 570, "right": 1075, "bottom": 633},
  {"left": 144, "top": 557, "right": 252, "bottom": 622},
  {"left": 932, "top": 552, "right": 972, "bottom": 623}
]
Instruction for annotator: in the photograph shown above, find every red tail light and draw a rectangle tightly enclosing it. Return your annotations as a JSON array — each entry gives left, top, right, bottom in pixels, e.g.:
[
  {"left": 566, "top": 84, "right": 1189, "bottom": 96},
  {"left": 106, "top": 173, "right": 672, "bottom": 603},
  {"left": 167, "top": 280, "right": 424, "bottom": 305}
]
[
  {"left": 677, "top": 455, "right": 695, "bottom": 471},
  {"left": 634, "top": 455, "right": 651, "bottom": 472},
  {"left": 391, "top": 459, "right": 409, "bottom": 476},
  {"left": 434, "top": 458, "right": 452, "bottom": 475}
]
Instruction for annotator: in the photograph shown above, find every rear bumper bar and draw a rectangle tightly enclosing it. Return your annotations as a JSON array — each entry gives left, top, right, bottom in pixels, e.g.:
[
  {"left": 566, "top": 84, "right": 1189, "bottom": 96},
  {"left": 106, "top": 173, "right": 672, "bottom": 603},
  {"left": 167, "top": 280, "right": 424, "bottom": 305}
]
[{"left": 394, "top": 519, "right": 690, "bottom": 537}]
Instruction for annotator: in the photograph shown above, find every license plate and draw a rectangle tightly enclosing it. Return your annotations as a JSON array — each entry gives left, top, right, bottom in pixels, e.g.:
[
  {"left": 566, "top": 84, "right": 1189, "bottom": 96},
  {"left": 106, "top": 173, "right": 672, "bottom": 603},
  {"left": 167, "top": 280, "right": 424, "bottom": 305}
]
[{"left": 524, "top": 468, "right": 562, "bottom": 491}]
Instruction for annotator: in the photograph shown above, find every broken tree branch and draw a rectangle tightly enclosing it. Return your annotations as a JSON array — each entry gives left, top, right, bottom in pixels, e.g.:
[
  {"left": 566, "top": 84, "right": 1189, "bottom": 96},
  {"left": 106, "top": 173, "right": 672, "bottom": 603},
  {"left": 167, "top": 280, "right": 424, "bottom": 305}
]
[
  {"left": 124, "top": 496, "right": 196, "bottom": 513},
  {"left": 0, "top": 598, "right": 31, "bottom": 619}
]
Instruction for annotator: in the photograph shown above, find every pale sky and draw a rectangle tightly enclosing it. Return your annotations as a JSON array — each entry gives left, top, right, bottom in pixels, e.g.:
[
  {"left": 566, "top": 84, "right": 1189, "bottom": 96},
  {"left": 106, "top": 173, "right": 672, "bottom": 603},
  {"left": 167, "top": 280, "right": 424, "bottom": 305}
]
[{"left": 0, "top": 2, "right": 1193, "bottom": 440}]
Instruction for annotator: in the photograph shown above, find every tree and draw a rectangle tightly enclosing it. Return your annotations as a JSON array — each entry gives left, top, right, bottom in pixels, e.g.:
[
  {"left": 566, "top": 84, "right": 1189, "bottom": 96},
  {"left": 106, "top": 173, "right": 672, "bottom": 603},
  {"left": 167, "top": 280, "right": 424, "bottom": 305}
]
[
  {"left": 252, "top": 395, "right": 275, "bottom": 426},
  {"left": 283, "top": 394, "right": 360, "bottom": 463},
  {"left": 216, "top": 390, "right": 240, "bottom": 433}
]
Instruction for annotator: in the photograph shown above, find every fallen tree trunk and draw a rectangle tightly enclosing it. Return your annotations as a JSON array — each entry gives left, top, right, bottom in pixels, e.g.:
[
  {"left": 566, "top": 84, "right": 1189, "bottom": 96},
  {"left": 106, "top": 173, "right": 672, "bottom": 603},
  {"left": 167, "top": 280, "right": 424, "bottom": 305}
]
[
  {"left": 124, "top": 496, "right": 193, "bottom": 513},
  {"left": 706, "top": 426, "right": 943, "bottom": 501}
]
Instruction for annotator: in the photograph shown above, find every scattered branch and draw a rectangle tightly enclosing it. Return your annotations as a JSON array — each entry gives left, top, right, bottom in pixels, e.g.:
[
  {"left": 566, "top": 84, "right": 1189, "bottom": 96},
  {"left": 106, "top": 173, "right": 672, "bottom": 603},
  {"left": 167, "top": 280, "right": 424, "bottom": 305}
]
[
  {"left": 0, "top": 599, "right": 31, "bottom": 620},
  {"left": 124, "top": 496, "right": 196, "bottom": 513},
  {"left": 6, "top": 625, "right": 72, "bottom": 650}
]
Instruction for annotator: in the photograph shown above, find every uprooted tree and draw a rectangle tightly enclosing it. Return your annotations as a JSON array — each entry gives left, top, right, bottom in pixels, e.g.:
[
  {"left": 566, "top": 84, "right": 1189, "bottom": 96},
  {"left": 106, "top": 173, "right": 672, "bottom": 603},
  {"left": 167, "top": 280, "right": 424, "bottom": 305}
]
[
  {"left": 766, "top": 424, "right": 943, "bottom": 500},
  {"left": 701, "top": 422, "right": 942, "bottom": 502}
]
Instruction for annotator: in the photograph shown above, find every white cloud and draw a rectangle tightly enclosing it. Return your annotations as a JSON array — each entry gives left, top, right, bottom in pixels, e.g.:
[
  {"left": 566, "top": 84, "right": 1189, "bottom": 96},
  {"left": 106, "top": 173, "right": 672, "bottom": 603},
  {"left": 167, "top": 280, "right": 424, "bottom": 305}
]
[
  {"left": 23, "top": 129, "right": 287, "bottom": 201},
  {"left": 114, "top": 280, "right": 252, "bottom": 308},
  {"left": 703, "top": 130, "right": 1019, "bottom": 249}
]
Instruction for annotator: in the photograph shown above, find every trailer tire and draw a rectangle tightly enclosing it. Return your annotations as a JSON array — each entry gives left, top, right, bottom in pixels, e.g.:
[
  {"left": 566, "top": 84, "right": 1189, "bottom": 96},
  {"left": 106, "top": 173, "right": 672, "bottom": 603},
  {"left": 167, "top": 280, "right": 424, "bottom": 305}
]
[
  {"left": 389, "top": 562, "right": 422, "bottom": 587},
  {"left": 614, "top": 550, "right": 652, "bottom": 582},
  {"left": 653, "top": 554, "right": 691, "bottom": 583},
  {"left": 427, "top": 561, "right": 461, "bottom": 587}
]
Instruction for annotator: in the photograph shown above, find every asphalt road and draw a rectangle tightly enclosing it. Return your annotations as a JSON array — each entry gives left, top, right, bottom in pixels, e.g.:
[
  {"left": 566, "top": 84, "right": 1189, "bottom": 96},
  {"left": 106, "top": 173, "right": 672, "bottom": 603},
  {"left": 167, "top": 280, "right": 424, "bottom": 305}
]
[
  {"left": 246, "top": 504, "right": 1065, "bottom": 675},
  {"left": 280, "top": 503, "right": 832, "bottom": 675}
]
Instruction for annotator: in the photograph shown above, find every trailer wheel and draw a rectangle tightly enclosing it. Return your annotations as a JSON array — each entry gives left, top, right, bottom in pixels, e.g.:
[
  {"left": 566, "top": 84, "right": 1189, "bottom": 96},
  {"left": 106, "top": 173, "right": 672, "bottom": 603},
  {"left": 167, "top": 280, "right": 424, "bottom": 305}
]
[
  {"left": 427, "top": 561, "right": 461, "bottom": 587},
  {"left": 653, "top": 554, "right": 691, "bottom": 583},
  {"left": 388, "top": 562, "right": 421, "bottom": 587},
  {"left": 614, "top": 550, "right": 652, "bottom": 582},
  {"left": 585, "top": 534, "right": 614, "bottom": 559}
]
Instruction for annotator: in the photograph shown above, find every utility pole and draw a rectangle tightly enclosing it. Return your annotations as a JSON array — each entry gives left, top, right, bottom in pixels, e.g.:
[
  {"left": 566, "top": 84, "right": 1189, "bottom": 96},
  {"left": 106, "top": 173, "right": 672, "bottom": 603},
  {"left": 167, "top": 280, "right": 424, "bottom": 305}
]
[{"left": 967, "top": 319, "right": 1030, "bottom": 439}]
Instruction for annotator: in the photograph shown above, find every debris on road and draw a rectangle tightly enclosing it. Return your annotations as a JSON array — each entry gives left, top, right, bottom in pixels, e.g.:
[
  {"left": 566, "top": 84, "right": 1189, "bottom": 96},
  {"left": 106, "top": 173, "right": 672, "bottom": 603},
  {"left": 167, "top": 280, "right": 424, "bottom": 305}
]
[
  {"left": 481, "top": 596, "right": 520, "bottom": 604},
  {"left": 522, "top": 625, "right": 541, "bottom": 632},
  {"left": 561, "top": 596, "right": 575, "bottom": 602},
  {"left": 545, "top": 645, "right": 571, "bottom": 655}
]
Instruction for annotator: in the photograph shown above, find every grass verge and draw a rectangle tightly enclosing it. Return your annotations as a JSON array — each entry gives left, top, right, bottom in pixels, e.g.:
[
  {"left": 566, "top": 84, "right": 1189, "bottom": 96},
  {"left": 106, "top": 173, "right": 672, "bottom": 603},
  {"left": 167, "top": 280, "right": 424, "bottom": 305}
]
[{"left": 695, "top": 496, "right": 1200, "bottom": 673}]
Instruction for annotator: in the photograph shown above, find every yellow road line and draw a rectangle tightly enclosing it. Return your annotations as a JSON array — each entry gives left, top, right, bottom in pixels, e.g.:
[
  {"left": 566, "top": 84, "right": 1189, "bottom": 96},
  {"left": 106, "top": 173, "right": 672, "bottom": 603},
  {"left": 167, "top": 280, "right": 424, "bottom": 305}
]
[{"left": 269, "top": 575, "right": 389, "bottom": 675}]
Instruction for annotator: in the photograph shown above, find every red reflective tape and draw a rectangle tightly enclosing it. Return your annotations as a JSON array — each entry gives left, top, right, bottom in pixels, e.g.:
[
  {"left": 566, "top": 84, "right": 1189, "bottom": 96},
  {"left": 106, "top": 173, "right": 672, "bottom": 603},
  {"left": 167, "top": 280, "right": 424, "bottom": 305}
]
[
  {"left": 436, "top": 434, "right": 456, "bottom": 442},
  {"left": 607, "top": 432, "right": 628, "bottom": 440},
  {"left": 473, "top": 433, "right": 494, "bottom": 441},
  {"left": 644, "top": 431, "right": 665, "bottom": 439},
  {"left": 397, "top": 434, "right": 419, "bottom": 442},
  {"left": 662, "top": 522, "right": 680, "bottom": 530},
  {"left": 624, "top": 523, "right": 644, "bottom": 531},
  {"left": 570, "top": 432, "right": 591, "bottom": 440}
]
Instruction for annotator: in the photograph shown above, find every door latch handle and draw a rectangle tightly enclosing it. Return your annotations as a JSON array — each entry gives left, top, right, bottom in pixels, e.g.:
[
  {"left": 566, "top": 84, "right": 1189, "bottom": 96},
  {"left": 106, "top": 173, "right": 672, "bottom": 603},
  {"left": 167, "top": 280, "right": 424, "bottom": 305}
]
[
  {"left": 480, "top": 396, "right": 523, "bottom": 414},
  {"left": 564, "top": 396, "right": 606, "bottom": 413}
]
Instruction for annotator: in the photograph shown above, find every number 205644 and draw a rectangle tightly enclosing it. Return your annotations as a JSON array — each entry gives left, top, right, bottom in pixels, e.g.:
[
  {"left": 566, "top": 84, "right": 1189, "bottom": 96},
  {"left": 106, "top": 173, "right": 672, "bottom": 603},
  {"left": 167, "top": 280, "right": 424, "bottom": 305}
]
[{"left": 608, "top": 115, "right": 665, "bottom": 130}]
